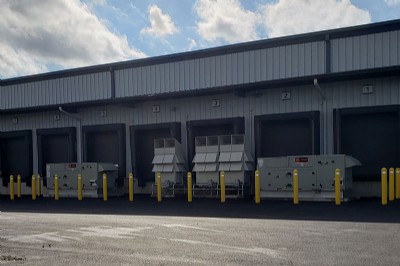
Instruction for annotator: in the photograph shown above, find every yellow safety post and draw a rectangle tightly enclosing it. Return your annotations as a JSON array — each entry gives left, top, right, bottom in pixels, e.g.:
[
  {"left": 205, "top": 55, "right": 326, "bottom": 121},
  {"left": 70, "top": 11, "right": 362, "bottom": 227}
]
[
  {"left": 389, "top": 168, "right": 395, "bottom": 201},
  {"left": 381, "top": 168, "right": 387, "bottom": 206},
  {"left": 37, "top": 174, "right": 41, "bottom": 197},
  {"left": 32, "top": 175, "right": 36, "bottom": 201},
  {"left": 335, "top": 169, "right": 341, "bottom": 205},
  {"left": 17, "top": 175, "right": 21, "bottom": 198},
  {"left": 78, "top": 174, "right": 82, "bottom": 201},
  {"left": 9, "top": 175, "right": 14, "bottom": 200},
  {"left": 255, "top": 170, "right": 260, "bottom": 204},
  {"left": 396, "top": 168, "right": 400, "bottom": 200},
  {"left": 54, "top": 175, "right": 59, "bottom": 201},
  {"left": 220, "top": 171, "right": 226, "bottom": 203},
  {"left": 103, "top": 173, "right": 107, "bottom": 201},
  {"left": 293, "top": 169, "right": 299, "bottom": 205},
  {"left": 156, "top": 172, "right": 162, "bottom": 202},
  {"left": 129, "top": 173, "right": 134, "bottom": 202},
  {"left": 187, "top": 172, "right": 193, "bottom": 203}
]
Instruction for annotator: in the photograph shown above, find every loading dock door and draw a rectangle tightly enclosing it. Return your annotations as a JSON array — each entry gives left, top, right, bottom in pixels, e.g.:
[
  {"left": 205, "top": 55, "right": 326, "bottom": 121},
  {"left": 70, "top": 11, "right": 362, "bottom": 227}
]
[
  {"left": 83, "top": 124, "right": 126, "bottom": 178},
  {"left": 0, "top": 130, "right": 33, "bottom": 186},
  {"left": 254, "top": 111, "right": 320, "bottom": 158},
  {"left": 130, "top": 123, "right": 181, "bottom": 187},
  {"left": 335, "top": 107, "right": 400, "bottom": 181},
  {"left": 187, "top": 117, "right": 245, "bottom": 170},
  {"left": 37, "top": 127, "right": 76, "bottom": 183}
]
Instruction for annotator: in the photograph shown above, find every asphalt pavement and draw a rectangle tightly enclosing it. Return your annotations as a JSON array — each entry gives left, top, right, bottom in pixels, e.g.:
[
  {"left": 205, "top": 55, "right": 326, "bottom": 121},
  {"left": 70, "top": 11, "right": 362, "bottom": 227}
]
[{"left": 0, "top": 196, "right": 399, "bottom": 265}]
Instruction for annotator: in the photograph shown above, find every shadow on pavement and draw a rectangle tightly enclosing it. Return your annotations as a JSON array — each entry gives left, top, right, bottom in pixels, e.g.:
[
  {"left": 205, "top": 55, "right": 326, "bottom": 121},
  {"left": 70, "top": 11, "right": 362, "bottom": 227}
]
[{"left": 0, "top": 195, "right": 399, "bottom": 223}]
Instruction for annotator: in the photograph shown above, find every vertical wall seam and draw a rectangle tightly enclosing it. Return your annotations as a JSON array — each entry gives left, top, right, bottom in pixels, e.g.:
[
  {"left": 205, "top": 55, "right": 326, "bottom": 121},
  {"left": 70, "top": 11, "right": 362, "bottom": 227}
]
[
  {"left": 110, "top": 67, "right": 115, "bottom": 99},
  {"left": 325, "top": 34, "right": 331, "bottom": 74}
]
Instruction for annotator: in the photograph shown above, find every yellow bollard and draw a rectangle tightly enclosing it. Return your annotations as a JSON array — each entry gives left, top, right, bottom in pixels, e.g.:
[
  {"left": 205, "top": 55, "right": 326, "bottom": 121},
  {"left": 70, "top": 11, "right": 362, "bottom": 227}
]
[
  {"left": 103, "top": 173, "right": 107, "bottom": 201},
  {"left": 129, "top": 173, "right": 134, "bottom": 202},
  {"left": 187, "top": 172, "right": 193, "bottom": 203},
  {"left": 220, "top": 171, "right": 226, "bottom": 203},
  {"left": 17, "top": 175, "right": 21, "bottom": 198},
  {"left": 335, "top": 169, "right": 341, "bottom": 205},
  {"left": 255, "top": 170, "right": 260, "bottom": 204},
  {"left": 389, "top": 168, "right": 395, "bottom": 201},
  {"left": 78, "top": 174, "right": 82, "bottom": 201},
  {"left": 293, "top": 169, "right": 299, "bottom": 205},
  {"left": 381, "top": 168, "right": 387, "bottom": 205},
  {"left": 156, "top": 172, "right": 162, "bottom": 202},
  {"left": 396, "top": 168, "right": 400, "bottom": 200},
  {"left": 37, "top": 175, "right": 41, "bottom": 197},
  {"left": 54, "top": 175, "right": 59, "bottom": 200},
  {"left": 32, "top": 175, "right": 36, "bottom": 200},
  {"left": 9, "top": 175, "right": 14, "bottom": 200}
]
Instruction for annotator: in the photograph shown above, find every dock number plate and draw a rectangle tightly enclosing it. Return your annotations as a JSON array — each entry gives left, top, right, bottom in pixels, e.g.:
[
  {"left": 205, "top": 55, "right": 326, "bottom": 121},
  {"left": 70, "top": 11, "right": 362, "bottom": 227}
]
[
  {"left": 211, "top": 99, "right": 220, "bottom": 107},
  {"left": 281, "top": 91, "right": 291, "bottom": 100}
]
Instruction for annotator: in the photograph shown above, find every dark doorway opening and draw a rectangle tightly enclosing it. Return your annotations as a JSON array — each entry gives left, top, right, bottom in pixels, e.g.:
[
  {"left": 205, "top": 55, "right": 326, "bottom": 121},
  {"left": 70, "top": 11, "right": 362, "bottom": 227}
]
[
  {"left": 82, "top": 124, "right": 126, "bottom": 178},
  {"left": 254, "top": 111, "right": 320, "bottom": 158},
  {"left": 130, "top": 123, "right": 181, "bottom": 187},
  {"left": 335, "top": 106, "right": 400, "bottom": 181},
  {"left": 37, "top": 127, "right": 76, "bottom": 185},
  {"left": 0, "top": 130, "right": 32, "bottom": 186}
]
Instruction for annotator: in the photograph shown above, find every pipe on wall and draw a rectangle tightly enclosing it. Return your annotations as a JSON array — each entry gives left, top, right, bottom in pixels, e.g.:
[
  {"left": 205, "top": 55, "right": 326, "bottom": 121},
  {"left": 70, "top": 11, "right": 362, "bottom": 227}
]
[{"left": 313, "top": 79, "right": 327, "bottom": 155}]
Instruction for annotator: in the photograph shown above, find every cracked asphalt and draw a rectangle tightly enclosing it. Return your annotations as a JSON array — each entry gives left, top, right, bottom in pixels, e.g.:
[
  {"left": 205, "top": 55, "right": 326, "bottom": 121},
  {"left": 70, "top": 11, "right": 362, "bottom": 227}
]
[{"left": 0, "top": 196, "right": 399, "bottom": 265}]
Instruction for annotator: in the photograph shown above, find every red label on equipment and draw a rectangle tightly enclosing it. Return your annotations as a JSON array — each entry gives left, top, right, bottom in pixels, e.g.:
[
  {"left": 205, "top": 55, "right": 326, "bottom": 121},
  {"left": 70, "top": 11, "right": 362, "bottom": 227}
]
[
  {"left": 68, "top": 163, "right": 77, "bottom": 168},
  {"left": 295, "top": 157, "right": 308, "bottom": 163}
]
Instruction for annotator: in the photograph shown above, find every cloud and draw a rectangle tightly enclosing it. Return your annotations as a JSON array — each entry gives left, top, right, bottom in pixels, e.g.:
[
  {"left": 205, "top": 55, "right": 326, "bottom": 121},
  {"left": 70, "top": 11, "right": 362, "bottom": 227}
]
[
  {"left": 262, "top": 0, "right": 371, "bottom": 38},
  {"left": 385, "top": 0, "right": 400, "bottom": 5},
  {"left": 194, "top": 0, "right": 260, "bottom": 43},
  {"left": 140, "top": 5, "right": 178, "bottom": 37},
  {"left": 0, "top": 0, "right": 145, "bottom": 79},
  {"left": 187, "top": 38, "right": 198, "bottom": 51}
]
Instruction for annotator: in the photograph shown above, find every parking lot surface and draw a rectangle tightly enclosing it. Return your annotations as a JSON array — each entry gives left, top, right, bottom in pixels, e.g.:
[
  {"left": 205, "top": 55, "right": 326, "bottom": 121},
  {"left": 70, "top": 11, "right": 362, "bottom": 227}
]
[{"left": 1, "top": 196, "right": 399, "bottom": 265}]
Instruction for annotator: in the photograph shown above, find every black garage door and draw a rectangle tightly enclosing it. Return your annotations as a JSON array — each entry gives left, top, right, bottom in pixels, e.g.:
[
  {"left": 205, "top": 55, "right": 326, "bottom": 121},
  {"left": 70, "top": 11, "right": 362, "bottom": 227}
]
[
  {"left": 83, "top": 124, "right": 126, "bottom": 178},
  {"left": 0, "top": 130, "right": 33, "bottom": 186},
  {"left": 254, "top": 111, "right": 320, "bottom": 158},
  {"left": 130, "top": 123, "right": 181, "bottom": 187},
  {"left": 37, "top": 127, "right": 77, "bottom": 183},
  {"left": 335, "top": 106, "right": 400, "bottom": 181}
]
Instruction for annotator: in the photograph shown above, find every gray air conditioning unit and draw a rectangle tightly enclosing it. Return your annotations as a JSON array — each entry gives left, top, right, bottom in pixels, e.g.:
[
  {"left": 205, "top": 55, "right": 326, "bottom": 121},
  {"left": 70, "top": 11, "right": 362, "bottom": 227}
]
[
  {"left": 46, "top": 163, "right": 120, "bottom": 198},
  {"left": 257, "top": 155, "right": 361, "bottom": 201}
]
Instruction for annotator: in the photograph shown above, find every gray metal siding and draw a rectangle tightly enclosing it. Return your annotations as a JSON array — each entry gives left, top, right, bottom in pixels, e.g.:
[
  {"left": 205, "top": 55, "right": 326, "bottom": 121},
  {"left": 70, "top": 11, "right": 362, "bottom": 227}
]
[
  {"left": 115, "top": 41, "right": 326, "bottom": 98},
  {"left": 331, "top": 30, "right": 400, "bottom": 72},
  {"left": 1, "top": 72, "right": 111, "bottom": 110},
  {"left": 1, "top": 76, "right": 398, "bottom": 177}
]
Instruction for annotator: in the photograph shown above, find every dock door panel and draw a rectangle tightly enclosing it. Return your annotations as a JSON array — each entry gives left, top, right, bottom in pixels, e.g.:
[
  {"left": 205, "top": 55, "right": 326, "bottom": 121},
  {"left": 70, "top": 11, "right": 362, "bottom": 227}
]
[
  {"left": 130, "top": 123, "right": 181, "bottom": 187},
  {"left": 82, "top": 124, "right": 126, "bottom": 178},
  {"left": 0, "top": 130, "right": 33, "bottom": 186},
  {"left": 254, "top": 111, "right": 320, "bottom": 158},
  {"left": 37, "top": 127, "right": 77, "bottom": 183},
  {"left": 335, "top": 106, "right": 400, "bottom": 181}
]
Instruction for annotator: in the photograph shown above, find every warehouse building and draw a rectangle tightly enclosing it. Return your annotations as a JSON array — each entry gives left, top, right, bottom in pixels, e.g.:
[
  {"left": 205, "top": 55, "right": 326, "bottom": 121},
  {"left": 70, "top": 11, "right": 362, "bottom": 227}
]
[{"left": 0, "top": 19, "right": 399, "bottom": 197}]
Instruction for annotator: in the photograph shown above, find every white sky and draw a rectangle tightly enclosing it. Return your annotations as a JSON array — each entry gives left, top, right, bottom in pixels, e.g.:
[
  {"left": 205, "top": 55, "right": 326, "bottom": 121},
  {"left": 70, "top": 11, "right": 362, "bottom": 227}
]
[{"left": 0, "top": 0, "right": 399, "bottom": 79}]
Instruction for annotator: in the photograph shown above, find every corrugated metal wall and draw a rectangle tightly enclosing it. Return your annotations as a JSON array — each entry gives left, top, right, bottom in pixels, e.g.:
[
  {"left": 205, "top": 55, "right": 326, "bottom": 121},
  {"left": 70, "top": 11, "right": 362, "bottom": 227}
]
[
  {"left": 2, "top": 76, "right": 398, "bottom": 176},
  {"left": 1, "top": 72, "right": 111, "bottom": 110},
  {"left": 2, "top": 29, "right": 400, "bottom": 110},
  {"left": 331, "top": 30, "right": 400, "bottom": 72},
  {"left": 114, "top": 42, "right": 326, "bottom": 98}
]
